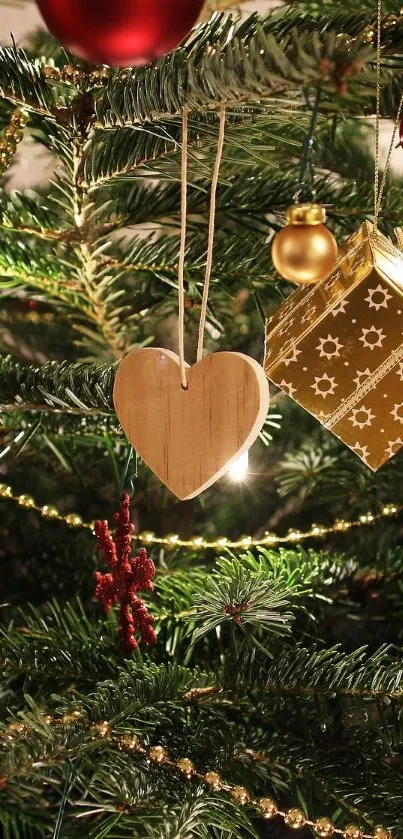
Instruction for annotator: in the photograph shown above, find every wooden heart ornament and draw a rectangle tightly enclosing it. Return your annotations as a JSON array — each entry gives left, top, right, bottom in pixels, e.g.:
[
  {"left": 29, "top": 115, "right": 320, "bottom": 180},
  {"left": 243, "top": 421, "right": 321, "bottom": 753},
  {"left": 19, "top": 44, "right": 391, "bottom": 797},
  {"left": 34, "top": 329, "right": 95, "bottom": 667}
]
[{"left": 114, "top": 348, "right": 270, "bottom": 500}]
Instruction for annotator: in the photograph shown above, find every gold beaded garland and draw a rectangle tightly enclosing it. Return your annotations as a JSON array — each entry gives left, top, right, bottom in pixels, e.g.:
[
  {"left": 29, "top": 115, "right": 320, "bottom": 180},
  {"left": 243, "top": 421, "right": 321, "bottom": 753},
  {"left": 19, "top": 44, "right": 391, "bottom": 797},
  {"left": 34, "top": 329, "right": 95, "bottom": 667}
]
[
  {"left": 5, "top": 126, "right": 22, "bottom": 142},
  {"left": 90, "top": 721, "right": 111, "bottom": 738},
  {"left": 285, "top": 808, "right": 307, "bottom": 829},
  {"left": 149, "top": 745, "right": 167, "bottom": 763},
  {"left": 65, "top": 513, "right": 83, "bottom": 526},
  {"left": 315, "top": 817, "right": 335, "bottom": 837},
  {"left": 43, "top": 65, "right": 61, "bottom": 81},
  {"left": 18, "top": 495, "right": 35, "bottom": 508},
  {"left": 344, "top": 826, "right": 363, "bottom": 839},
  {"left": 41, "top": 505, "right": 59, "bottom": 519},
  {"left": 373, "top": 829, "right": 392, "bottom": 839},
  {"left": 11, "top": 109, "right": 28, "bottom": 128},
  {"left": 0, "top": 107, "right": 29, "bottom": 174},
  {"left": 231, "top": 786, "right": 251, "bottom": 805},
  {"left": 8, "top": 722, "right": 27, "bottom": 736},
  {"left": 61, "top": 711, "right": 83, "bottom": 724},
  {"left": 118, "top": 734, "right": 140, "bottom": 752},
  {"left": 177, "top": 758, "right": 196, "bottom": 777},
  {"left": 42, "top": 63, "right": 110, "bottom": 88},
  {"left": 0, "top": 716, "right": 392, "bottom": 839},
  {"left": 0, "top": 482, "right": 400, "bottom": 553},
  {"left": 205, "top": 771, "right": 223, "bottom": 790},
  {"left": 258, "top": 798, "right": 278, "bottom": 819}
]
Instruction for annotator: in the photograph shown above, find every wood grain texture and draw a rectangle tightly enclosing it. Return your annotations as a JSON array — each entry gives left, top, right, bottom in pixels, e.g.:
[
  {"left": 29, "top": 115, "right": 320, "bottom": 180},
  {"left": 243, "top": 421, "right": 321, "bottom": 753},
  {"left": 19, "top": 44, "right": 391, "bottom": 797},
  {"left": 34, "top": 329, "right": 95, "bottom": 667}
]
[{"left": 114, "top": 348, "right": 270, "bottom": 500}]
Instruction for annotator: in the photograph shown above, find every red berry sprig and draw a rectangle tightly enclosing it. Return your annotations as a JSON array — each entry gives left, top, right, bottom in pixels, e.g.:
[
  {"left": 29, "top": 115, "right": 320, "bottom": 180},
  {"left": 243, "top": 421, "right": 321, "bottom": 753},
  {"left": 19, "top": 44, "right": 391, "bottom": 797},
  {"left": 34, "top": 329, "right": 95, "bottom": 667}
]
[{"left": 94, "top": 492, "right": 157, "bottom": 653}]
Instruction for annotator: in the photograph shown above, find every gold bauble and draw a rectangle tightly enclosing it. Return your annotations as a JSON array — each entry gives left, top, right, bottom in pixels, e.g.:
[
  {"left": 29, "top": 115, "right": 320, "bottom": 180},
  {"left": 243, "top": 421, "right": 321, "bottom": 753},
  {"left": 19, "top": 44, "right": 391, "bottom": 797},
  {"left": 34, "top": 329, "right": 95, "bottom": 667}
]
[
  {"left": 284, "top": 808, "right": 307, "bottom": 829},
  {"left": 177, "top": 758, "right": 195, "bottom": 777},
  {"left": 0, "top": 484, "right": 12, "bottom": 497},
  {"left": 315, "top": 817, "right": 335, "bottom": 837},
  {"left": 258, "top": 798, "right": 278, "bottom": 819},
  {"left": 272, "top": 203, "right": 338, "bottom": 285},
  {"left": 343, "top": 825, "right": 363, "bottom": 839},
  {"left": 205, "top": 771, "right": 223, "bottom": 790},
  {"left": 231, "top": 786, "right": 251, "bottom": 805},
  {"left": 373, "top": 828, "right": 392, "bottom": 839}
]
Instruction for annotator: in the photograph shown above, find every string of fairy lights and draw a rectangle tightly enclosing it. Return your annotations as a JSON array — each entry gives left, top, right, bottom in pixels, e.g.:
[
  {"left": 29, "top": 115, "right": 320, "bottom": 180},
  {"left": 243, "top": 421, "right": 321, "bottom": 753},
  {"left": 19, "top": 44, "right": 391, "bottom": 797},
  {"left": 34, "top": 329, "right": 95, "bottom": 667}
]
[
  {"left": 0, "top": 482, "right": 400, "bottom": 552},
  {"left": 0, "top": 714, "right": 392, "bottom": 839}
]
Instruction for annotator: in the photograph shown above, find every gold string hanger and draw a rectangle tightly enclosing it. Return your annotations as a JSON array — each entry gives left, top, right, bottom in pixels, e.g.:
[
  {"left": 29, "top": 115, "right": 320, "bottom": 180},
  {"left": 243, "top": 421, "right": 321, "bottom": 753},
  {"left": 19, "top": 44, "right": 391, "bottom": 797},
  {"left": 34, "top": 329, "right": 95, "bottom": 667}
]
[
  {"left": 177, "top": 108, "right": 226, "bottom": 389},
  {"left": 373, "top": 0, "right": 403, "bottom": 230}
]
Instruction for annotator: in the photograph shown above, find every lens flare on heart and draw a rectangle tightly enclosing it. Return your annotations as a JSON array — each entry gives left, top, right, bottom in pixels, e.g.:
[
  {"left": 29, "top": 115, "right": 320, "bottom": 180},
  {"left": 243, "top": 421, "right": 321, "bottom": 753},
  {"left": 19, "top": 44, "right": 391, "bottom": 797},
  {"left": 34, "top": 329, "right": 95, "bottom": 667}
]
[{"left": 227, "top": 451, "right": 249, "bottom": 482}]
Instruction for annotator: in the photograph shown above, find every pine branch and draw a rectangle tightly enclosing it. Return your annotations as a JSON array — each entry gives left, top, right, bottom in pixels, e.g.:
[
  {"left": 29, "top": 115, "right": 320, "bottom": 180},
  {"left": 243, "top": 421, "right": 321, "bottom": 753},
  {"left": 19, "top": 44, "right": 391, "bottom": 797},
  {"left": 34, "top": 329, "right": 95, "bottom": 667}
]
[
  {"left": 191, "top": 556, "right": 302, "bottom": 642},
  {"left": 83, "top": 111, "right": 280, "bottom": 188},
  {"left": 72, "top": 139, "right": 133, "bottom": 358},
  {"left": 0, "top": 237, "right": 93, "bottom": 317},
  {"left": 0, "top": 356, "right": 115, "bottom": 415},
  {"left": 0, "top": 45, "right": 59, "bottom": 116},
  {"left": 228, "top": 643, "right": 403, "bottom": 700},
  {"left": 0, "top": 807, "right": 50, "bottom": 839},
  {"left": 94, "top": 14, "right": 378, "bottom": 128}
]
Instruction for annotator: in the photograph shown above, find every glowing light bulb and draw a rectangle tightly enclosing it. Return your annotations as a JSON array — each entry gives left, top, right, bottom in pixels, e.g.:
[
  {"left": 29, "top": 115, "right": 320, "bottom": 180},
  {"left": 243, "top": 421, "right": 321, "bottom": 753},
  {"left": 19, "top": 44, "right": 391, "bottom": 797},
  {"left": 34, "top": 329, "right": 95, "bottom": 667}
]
[{"left": 228, "top": 451, "right": 249, "bottom": 482}]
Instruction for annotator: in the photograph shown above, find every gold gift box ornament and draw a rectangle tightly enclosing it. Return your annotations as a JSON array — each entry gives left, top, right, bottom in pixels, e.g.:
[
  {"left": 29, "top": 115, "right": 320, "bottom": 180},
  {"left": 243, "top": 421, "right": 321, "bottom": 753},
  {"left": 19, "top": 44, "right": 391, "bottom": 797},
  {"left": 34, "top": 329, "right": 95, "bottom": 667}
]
[{"left": 264, "top": 222, "right": 403, "bottom": 471}]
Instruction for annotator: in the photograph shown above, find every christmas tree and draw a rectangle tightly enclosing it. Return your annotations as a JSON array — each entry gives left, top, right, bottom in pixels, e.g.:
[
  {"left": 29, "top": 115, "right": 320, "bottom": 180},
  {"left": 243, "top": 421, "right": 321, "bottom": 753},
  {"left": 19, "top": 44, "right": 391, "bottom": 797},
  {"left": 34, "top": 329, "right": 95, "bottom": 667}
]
[{"left": 1, "top": 0, "right": 403, "bottom": 837}]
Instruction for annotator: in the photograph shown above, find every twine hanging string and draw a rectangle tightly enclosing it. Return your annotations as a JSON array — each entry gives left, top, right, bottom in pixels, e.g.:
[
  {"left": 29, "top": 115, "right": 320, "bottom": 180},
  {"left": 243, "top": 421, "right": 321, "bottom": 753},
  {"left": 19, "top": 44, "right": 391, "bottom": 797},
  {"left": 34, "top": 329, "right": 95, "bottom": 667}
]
[
  {"left": 178, "top": 108, "right": 189, "bottom": 389},
  {"left": 197, "top": 109, "right": 226, "bottom": 363},
  {"left": 373, "top": 0, "right": 403, "bottom": 231},
  {"left": 177, "top": 109, "right": 226, "bottom": 388}
]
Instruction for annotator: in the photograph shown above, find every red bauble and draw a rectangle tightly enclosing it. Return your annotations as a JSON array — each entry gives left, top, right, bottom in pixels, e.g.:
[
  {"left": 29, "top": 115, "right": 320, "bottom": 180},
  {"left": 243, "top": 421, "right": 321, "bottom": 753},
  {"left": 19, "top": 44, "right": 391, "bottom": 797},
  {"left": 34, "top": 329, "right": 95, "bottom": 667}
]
[{"left": 36, "top": 0, "right": 204, "bottom": 66}]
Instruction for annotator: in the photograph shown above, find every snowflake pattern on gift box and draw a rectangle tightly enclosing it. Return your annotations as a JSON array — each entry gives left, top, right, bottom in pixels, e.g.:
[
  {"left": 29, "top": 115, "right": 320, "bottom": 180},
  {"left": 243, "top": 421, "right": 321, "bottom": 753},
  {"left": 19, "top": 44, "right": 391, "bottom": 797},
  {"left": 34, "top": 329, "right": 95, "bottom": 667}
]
[
  {"left": 311, "top": 373, "right": 338, "bottom": 399},
  {"left": 301, "top": 304, "right": 318, "bottom": 324},
  {"left": 317, "top": 334, "right": 344, "bottom": 360},
  {"left": 391, "top": 402, "right": 403, "bottom": 424},
  {"left": 265, "top": 222, "right": 403, "bottom": 470},
  {"left": 348, "top": 405, "right": 376, "bottom": 430},
  {"left": 359, "top": 325, "right": 386, "bottom": 350},
  {"left": 352, "top": 442, "right": 370, "bottom": 462},
  {"left": 365, "top": 283, "right": 392, "bottom": 311},
  {"left": 283, "top": 346, "right": 301, "bottom": 366},
  {"left": 280, "top": 379, "right": 297, "bottom": 397},
  {"left": 278, "top": 321, "right": 294, "bottom": 337},
  {"left": 331, "top": 299, "right": 349, "bottom": 317},
  {"left": 385, "top": 437, "right": 403, "bottom": 457},
  {"left": 353, "top": 368, "right": 372, "bottom": 387}
]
